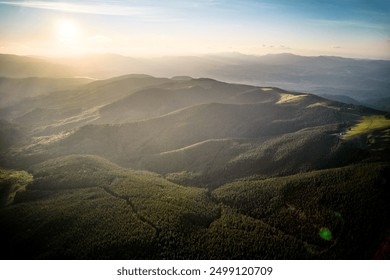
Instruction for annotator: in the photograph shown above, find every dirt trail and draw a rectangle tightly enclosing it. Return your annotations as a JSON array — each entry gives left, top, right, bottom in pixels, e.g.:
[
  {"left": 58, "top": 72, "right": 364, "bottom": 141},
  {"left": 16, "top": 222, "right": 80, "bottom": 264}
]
[{"left": 101, "top": 184, "right": 161, "bottom": 237}]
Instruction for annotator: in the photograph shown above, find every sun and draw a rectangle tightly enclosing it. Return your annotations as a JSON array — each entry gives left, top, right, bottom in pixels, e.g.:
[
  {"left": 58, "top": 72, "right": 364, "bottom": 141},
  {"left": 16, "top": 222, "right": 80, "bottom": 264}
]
[{"left": 55, "top": 19, "right": 80, "bottom": 43}]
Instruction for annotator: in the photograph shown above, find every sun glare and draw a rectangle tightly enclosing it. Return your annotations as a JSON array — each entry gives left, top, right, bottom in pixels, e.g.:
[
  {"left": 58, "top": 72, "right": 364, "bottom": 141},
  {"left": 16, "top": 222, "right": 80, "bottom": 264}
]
[{"left": 56, "top": 19, "right": 80, "bottom": 42}]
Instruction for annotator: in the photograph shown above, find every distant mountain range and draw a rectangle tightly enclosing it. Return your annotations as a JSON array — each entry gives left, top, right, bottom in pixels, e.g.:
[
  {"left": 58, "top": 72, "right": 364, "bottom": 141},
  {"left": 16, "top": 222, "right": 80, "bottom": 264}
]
[
  {"left": 0, "top": 55, "right": 389, "bottom": 259},
  {"left": 1, "top": 52, "right": 389, "bottom": 112},
  {"left": 0, "top": 73, "right": 387, "bottom": 179}
]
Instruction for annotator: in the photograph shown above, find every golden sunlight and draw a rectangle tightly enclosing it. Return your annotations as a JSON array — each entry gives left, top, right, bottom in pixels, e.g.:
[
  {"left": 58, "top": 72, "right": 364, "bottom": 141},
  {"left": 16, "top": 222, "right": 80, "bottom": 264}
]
[{"left": 55, "top": 19, "right": 81, "bottom": 43}]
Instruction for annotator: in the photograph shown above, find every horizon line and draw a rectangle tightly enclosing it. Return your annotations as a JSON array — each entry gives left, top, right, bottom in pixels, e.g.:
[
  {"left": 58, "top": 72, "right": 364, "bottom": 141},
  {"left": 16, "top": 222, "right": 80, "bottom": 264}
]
[{"left": 1, "top": 51, "right": 389, "bottom": 61}]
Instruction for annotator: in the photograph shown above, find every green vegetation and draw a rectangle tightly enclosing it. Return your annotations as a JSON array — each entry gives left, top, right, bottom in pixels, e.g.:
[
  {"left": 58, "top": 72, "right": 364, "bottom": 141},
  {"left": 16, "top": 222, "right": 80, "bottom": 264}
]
[
  {"left": 0, "top": 168, "right": 32, "bottom": 207},
  {"left": 0, "top": 120, "right": 23, "bottom": 153},
  {"left": 342, "top": 115, "right": 390, "bottom": 140},
  {"left": 0, "top": 155, "right": 219, "bottom": 259},
  {"left": 1, "top": 155, "right": 389, "bottom": 259},
  {"left": 29, "top": 155, "right": 127, "bottom": 190},
  {"left": 212, "top": 163, "right": 390, "bottom": 258},
  {"left": 1, "top": 74, "right": 389, "bottom": 259}
]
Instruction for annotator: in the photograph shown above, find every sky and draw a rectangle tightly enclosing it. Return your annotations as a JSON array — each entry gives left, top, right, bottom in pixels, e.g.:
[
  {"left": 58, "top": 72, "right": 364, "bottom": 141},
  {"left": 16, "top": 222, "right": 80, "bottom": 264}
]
[{"left": 0, "top": 0, "right": 389, "bottom": 59}]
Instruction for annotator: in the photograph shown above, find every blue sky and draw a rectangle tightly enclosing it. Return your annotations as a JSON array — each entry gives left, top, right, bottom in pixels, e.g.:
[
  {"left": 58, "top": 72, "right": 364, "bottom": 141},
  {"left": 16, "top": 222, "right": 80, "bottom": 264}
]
[{"left": 0, "top": 0, "right": 389, "bottom": 58}]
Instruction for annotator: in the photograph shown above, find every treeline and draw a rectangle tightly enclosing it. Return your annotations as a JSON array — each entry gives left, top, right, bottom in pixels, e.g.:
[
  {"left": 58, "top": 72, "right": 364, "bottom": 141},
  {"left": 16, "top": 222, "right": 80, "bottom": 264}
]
[
  {"left": 1, "top": 157, "right": 389, "bottom": 259},
  {"left": 212, "top": 163, "right": 390, "bottom": 259}
]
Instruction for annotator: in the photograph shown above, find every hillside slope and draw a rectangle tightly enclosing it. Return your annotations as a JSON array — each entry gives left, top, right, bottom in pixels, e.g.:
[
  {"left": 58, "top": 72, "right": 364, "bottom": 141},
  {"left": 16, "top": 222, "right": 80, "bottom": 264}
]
[
  {"left": 0, "top": 54, "right": 74, "bottom": 78},
  {"left": 1, "top": 156, "right": 388, "bottom": 259},
  {"left": 2, "top": 53, "right": 389, "bottom": 111},
  {"left": 19, "top": 88, "right": 382, "bottom": 185},
  {"left": 1, "top": 73, "right": 389, "bottom": 259}
]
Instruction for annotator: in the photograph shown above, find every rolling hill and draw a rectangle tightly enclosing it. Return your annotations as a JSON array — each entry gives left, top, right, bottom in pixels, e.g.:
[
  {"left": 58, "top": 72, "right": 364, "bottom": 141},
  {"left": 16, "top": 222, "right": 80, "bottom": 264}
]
[
  {"left": 0, "top": 54, "right": 74, "bottom": 78},
  {"left": 0, "top": 68, "right": 390, "bottom": 259},
  {"left": 0, "top": 76, "right": 92, "bottom": 108},
  {"left": 1, "top": 53, "right": 389, "bottom": 112},
  {"left": 4, "top": 75, "right": 380, "bottom": 186},
  {"left": 0, "top": 156, "right": 388, "bottom": 259}
]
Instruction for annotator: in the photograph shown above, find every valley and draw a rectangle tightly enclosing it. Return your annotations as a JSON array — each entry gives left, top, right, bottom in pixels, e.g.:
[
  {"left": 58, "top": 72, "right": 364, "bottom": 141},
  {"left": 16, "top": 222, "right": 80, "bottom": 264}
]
[{"left": 0, "top": 55, "right": 389, "bottom": 259}]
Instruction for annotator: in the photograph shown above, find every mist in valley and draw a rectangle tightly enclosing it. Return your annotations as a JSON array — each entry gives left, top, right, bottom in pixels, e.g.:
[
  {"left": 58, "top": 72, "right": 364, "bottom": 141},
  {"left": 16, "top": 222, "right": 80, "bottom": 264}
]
[{"left": 0, "top": 0, "right": 390, "bottom": 260}]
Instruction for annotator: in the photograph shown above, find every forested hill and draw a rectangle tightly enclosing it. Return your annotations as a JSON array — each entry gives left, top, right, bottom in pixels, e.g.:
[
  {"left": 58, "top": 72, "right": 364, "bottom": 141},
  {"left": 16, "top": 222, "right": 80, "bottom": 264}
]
[{"left": 1, "top": 72, "right": 389, "bottom": 259}]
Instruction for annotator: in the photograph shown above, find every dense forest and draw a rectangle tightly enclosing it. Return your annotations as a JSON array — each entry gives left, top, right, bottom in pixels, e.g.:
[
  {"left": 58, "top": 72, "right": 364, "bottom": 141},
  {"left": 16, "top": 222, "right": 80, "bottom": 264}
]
[{"left": 1, "top": 70, "right": 389, "bottom": 259}]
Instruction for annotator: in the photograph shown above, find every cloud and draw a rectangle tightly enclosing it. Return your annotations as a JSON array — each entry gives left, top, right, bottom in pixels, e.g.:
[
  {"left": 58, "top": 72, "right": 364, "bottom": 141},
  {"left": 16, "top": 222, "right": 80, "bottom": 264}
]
[
  {"left": 279, "top": 45, "right": 291, "bottom": 50},
  {"left": 0, "top": 1, "right": 151, "bottom": 16},
  {"left": 332, "top": 46, "right": 342, "bottom": 49},
  {"left": 262, "top": 44, "right": 291, "bottom": 50},
  {"left": 0, "top": 1, "right": 184, "bottom": 23}
]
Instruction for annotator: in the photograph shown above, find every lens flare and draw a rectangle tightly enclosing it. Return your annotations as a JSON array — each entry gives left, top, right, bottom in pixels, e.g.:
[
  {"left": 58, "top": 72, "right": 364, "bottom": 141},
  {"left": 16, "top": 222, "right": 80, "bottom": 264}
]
[{"left": 319, "top": 227, "right": 333, "bottom": 241}]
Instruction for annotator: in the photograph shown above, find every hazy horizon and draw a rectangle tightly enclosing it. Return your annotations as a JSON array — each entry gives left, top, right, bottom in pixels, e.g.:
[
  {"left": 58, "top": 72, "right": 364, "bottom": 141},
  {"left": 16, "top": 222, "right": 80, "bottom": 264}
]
[
  {"left": 0, "top": 0, "right": 389, "bottom": 59},
  {"left": 3, "top": 51, "right": 390, "bottom": 62},
  {"left": 1, "top": 1, "right": 390, "bottom": 263}
]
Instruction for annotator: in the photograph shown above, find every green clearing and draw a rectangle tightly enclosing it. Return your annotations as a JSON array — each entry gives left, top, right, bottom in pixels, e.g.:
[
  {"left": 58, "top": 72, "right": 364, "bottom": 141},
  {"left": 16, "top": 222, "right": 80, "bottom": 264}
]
[
  {"left": 342, "top": 115, "right": 390, "bottom": 140},
  {"left": 0, "top": 169, "right": 33, "bottom": 207}
]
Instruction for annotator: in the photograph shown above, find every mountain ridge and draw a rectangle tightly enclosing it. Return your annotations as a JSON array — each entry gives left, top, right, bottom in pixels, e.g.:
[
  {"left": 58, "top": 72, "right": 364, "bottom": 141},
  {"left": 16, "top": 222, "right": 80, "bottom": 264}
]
[
  {"left": 2, "top": 52, "right": 388, "bottom": 112},
  {"left": 1, "top": 66, "right": 390, "bottom": 259},
  {"left": 1, "top": 74, "right": 385, "bottom": 187}
]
